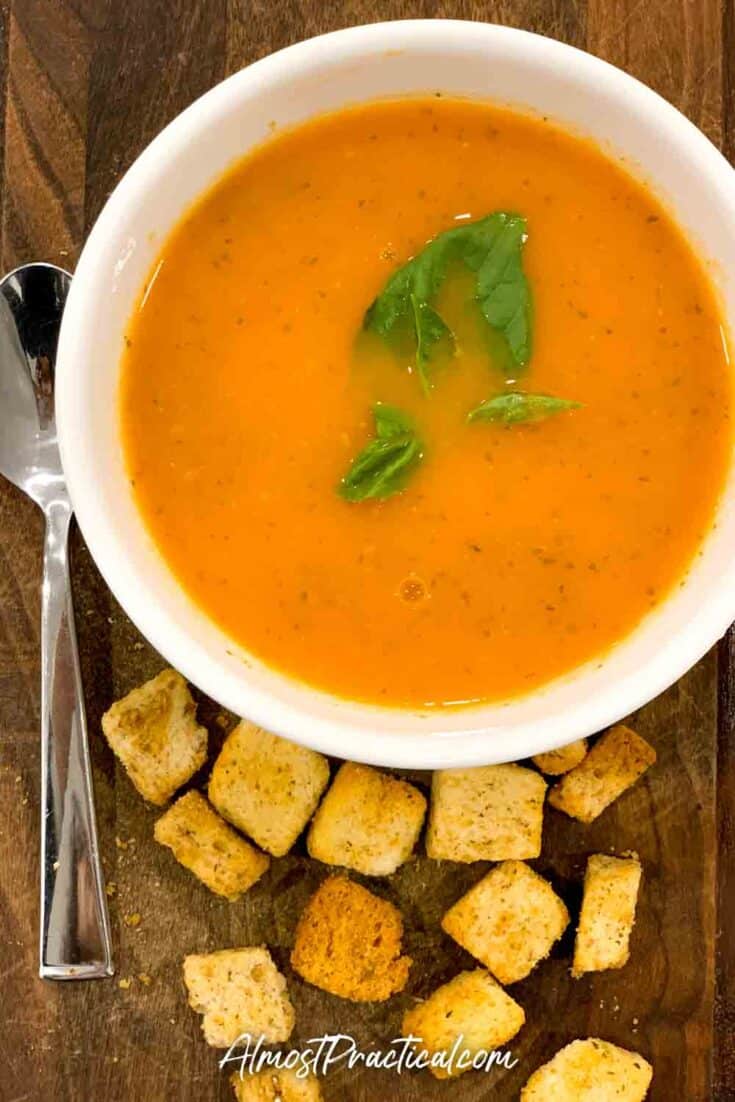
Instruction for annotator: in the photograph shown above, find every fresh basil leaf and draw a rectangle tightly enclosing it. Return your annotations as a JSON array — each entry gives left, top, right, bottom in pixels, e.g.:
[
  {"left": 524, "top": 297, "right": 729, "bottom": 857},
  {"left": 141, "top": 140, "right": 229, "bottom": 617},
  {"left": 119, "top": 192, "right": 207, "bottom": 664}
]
[
  {"left": 373, "top": 403, "right": 413, "bottom": 438},
  {"left": 410, "top": 294, "right": 454, "bottom": 394},
  {"left": 474, "top": 218, "right": 532, "bottom": 367},
  {"left": 468, "top": 392, "right": 581, "bottom": 424},
  {"left": 339, "top": 405, "right": 424, "bottom": 502},
  {"left": 364, "top": 212, "right": 532, "bottom": 387}
]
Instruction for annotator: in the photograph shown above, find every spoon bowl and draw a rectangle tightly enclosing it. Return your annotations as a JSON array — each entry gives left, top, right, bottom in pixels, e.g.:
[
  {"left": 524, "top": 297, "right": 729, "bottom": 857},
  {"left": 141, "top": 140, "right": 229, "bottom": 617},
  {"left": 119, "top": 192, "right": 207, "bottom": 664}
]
[{"left": 0, "top": 263, "right": 69, "bottom": 504}]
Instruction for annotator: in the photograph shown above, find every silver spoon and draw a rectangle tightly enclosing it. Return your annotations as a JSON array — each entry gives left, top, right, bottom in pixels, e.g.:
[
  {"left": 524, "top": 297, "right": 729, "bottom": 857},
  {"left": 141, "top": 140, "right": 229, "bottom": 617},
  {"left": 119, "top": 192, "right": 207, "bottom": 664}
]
[{"left": 0, "top": 263, "right": 112, "bottom": 979}]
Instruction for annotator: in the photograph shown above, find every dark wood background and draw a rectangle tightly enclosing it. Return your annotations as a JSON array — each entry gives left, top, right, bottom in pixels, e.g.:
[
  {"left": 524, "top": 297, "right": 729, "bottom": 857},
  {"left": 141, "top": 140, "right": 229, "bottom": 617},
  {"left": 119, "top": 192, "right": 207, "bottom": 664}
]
[{"left": 1, "top": 2, "right": 734, "bottom": 1100}]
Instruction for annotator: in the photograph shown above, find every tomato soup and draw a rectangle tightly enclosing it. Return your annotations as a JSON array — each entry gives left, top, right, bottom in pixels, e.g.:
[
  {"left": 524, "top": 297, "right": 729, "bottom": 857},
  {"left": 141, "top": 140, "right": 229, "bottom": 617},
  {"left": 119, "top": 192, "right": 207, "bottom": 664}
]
[{"left": 120, "top": 98, "right": 732, "bottom": 708}]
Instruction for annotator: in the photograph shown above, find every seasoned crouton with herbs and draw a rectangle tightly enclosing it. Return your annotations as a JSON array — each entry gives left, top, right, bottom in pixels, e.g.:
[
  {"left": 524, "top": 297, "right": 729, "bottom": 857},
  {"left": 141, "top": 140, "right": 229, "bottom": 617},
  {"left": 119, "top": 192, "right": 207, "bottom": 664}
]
[
  {"left": 426, "top": 764, "right": 546, "bottom": 862},
  {"left": 548, "top": 725, "right": 656, "bottom": 823},
  {"left": 101, "top": 668, "right": 207, "bottom": 805},
  {"left": 402, "top": 969, "right": 525, "bottom": 1080},
  {"left": 183, "top": 947, "right": 294, "bottom": 1048},
  {"left": 532, "top": 739, "right": 588, "bottom": 776},
  {"left": 231, "top": 1067, "right": 322, "bottom": 1101},
  {"left": 442, "top": 860, "right": 569, "bottom": 984},
  {"left": 520, "top": 1037, "right": 652, "bottom": 1100},
  {"left": 573, "top": 853, "right": 642, "bottom": 977},
  {"left": 307, "top": 762, "right": 426, "bottom": 876},
  {"left": 290, "top": 876, "right": 411, "bottom": 1002},
  {"left": 208, "top": 721, "right": 330, "bottom": 856},
  {"left": 154, "top": 791, "right": 269, "bottom": 900}
]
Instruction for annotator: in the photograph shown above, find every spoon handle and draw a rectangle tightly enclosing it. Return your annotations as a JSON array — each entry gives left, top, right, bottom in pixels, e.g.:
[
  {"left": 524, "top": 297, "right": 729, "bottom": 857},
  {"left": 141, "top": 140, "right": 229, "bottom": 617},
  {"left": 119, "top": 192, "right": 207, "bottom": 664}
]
[{"left": 39, "top": 499, "right": 113, "bottom": 979}]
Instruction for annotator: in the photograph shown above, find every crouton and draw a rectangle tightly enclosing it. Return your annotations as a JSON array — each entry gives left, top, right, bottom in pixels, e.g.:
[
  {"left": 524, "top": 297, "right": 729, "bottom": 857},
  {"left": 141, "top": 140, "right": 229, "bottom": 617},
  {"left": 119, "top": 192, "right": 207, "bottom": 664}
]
[
  {"left": 426, "top": 764, "right": 546, "bottom": 862},
  {"left": 183, "top": 947, "right": 294, "bottom": 1048},
  {"left": 306, "top": 762, "right": 426, "bottom": 876},
  {"left": 520, "top": 1038, "right": 653, "bottom": 1100},
  {"left": 548, "top": 725, "right": 656, "bottom": 823},
  {"left": 441, "top": 860, "right": 569, "bottom": 984},
  {"left": 231, "top": 1068, "right": 322, "bottom": 1101},
  {"left": 572, "top": 854, "right": 642, "bottom": 977},
  {"left": 154, "top": 791, "right": 269, "bottom": 901},
  {"left": 532, "top": 739, "right": 588, "bottom": 776},
  {"left": 290, "top": 876, "right": 411, "bottom": 1001},
  {"left": 402, "top": 969, "right": 525, "bottom": 1080},
  {"left": 101, "top": 668, "right": 207, "bottom": 805},
  {"left": 208, "top": 721, "right": 329, "bottom": 856}
]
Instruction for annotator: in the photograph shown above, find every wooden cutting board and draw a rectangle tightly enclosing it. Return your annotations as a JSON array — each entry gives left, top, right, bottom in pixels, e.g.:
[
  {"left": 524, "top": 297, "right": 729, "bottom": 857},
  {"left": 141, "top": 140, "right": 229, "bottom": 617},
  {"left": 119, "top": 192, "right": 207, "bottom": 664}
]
[{"left": 0, "top": 2, "right": 734, "bottom": 1100}]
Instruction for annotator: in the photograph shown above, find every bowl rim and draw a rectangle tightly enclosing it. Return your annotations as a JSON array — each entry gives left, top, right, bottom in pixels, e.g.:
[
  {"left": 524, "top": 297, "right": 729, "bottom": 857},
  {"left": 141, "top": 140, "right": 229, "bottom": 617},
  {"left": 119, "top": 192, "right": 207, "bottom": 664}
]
[{"left": 57, "top": 19, "right": 735, "bottom": 768}]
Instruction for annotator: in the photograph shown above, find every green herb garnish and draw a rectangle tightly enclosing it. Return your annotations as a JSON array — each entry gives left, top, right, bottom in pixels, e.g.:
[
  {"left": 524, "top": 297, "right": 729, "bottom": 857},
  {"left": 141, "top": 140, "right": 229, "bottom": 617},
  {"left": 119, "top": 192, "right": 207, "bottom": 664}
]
[
  {"left": 468, "top": 392, "right": 582, "bottom": 425},
  {"left": 339, "top": 404, "right": 424, "bottom": 502},
  {"left": 410, "top": 294, "right": 453, "bottom": 388},
  {"left": 364, "top": 212, "right": 532, "bottom": 391}
]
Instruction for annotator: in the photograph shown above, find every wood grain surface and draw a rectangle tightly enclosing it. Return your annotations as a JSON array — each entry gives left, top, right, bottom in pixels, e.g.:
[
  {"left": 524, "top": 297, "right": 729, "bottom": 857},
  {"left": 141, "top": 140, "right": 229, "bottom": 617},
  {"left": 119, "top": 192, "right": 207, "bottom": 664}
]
[{"left": 0, "top": 2, "right": 733, "bottom": 1100}]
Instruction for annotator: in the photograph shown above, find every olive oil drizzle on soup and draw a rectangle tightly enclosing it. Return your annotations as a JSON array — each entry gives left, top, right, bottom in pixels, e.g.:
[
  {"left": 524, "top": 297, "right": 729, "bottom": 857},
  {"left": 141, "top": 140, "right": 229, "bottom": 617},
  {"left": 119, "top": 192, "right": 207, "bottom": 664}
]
[{"left": 121, "top": 97, "right": 732, "bottom": 708}]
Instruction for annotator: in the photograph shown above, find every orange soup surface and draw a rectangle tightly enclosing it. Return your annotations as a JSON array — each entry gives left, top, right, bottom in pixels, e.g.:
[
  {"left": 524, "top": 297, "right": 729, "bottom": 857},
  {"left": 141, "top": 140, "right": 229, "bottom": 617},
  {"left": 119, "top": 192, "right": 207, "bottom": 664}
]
[{"left": 121, "top": 98, "right": 732, "bottom": 708}]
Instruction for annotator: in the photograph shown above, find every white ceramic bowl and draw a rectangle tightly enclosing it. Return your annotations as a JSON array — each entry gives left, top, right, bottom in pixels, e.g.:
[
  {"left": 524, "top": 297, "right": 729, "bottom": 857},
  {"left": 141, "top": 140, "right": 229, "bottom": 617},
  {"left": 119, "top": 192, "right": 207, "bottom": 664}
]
[{"left": 57, "top": 20, "right": 735, "bottom": 768}]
